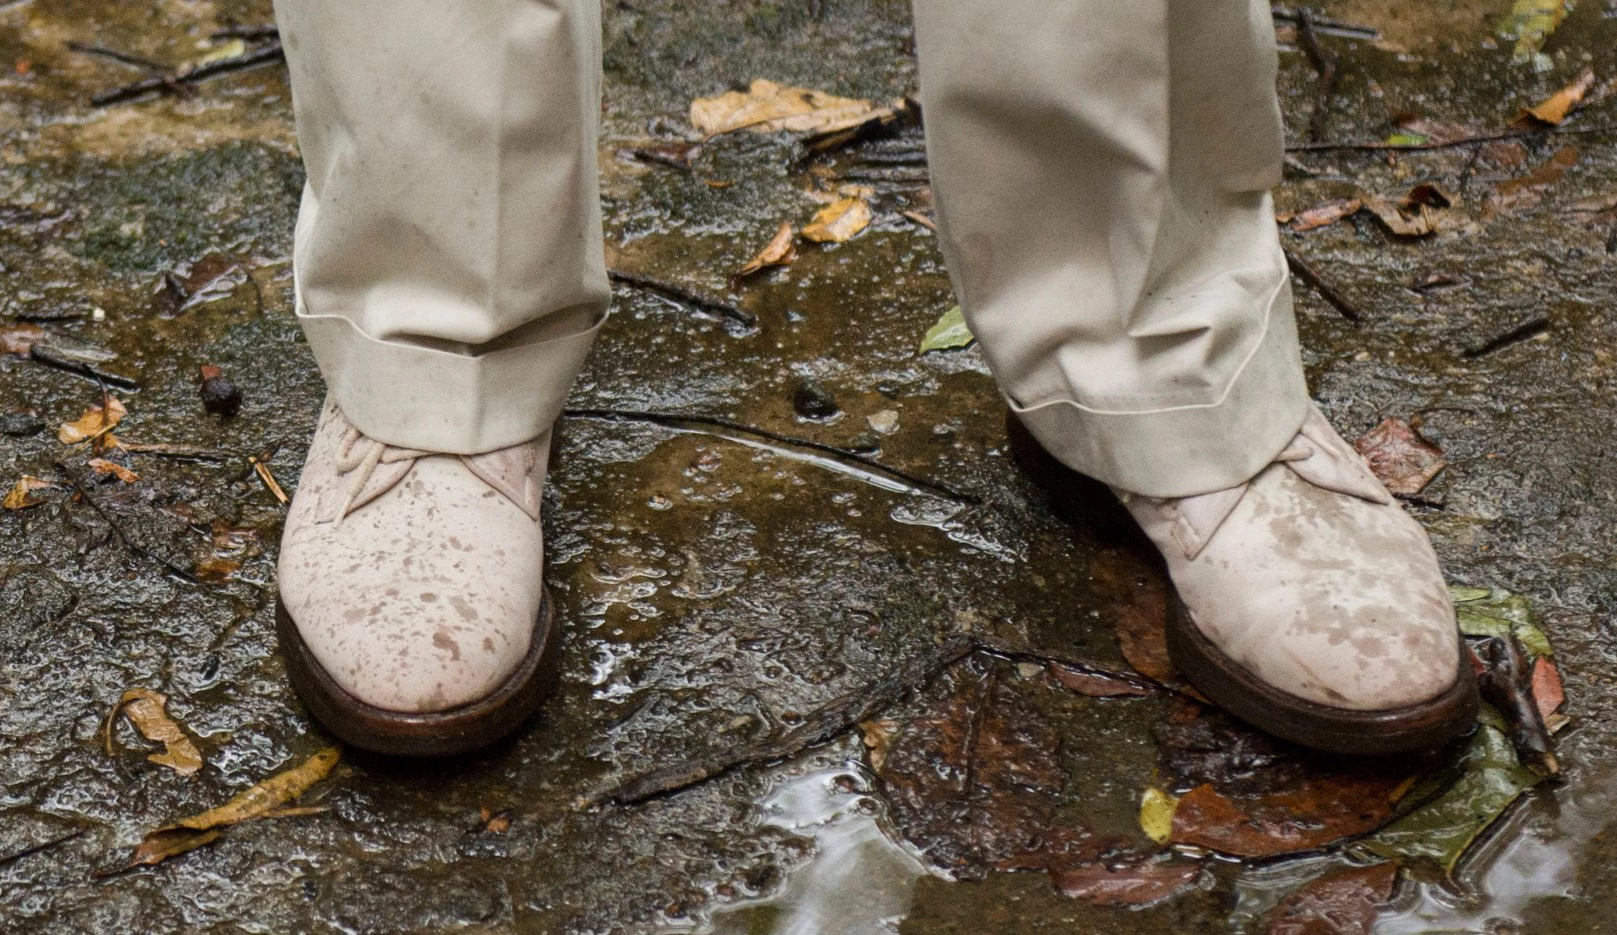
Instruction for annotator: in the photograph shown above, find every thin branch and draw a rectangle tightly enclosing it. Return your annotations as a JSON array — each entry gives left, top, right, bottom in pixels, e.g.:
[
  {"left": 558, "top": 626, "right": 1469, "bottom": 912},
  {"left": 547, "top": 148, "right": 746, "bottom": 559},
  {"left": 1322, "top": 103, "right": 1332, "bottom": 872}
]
[
  {"left": 582, "top": 634, "right": 975, "bottom": 806},
  {"left": 1296, "top": 9, "right": 1340, "bottom": 144},
  {"left": 91, "top": 38, "right": 285, "bottom": 107},
  {"left": 64, "top": 41, "right": 166, "bottom": 72},
  {"left": 562, "top": 407, "right": 978, "bottom": 503},
  {"left": 53, "top": 462, "right": 200, "bottom": 585},
  {"left": 607, "top": 269, "right": 757, "bottom": 328},
  {"left": 28, "top": 344, "right": 141, "bottom": 390},
  {"left": 1283, "top": 245, "right": 1363, "bottom": 324},
  {"left": 971, "top": 633, "right": 1161, "bottom": 695},
  {"left": 1290, "top": 123, "right": 1617, "bottom": 153},
  {"left": 1462, "top": 315, "right": 1551, "bottom": 359},
  {"left": 0, "top": 829, "right": 87, "bottom": 869}
]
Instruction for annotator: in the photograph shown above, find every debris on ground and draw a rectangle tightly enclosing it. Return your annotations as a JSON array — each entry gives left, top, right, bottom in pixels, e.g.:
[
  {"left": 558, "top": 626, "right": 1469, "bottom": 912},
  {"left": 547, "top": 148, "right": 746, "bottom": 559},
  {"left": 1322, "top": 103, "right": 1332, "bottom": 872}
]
[
  {"left": 800, "top": 195, "right": 871, "bottom": 243},
  {"left": 733, "top": 222, "right": 797, "bottom": 281},
  {"left": 1354, "top": 417, "right": 1447, "bottom": 495},
  {"left": 198, "top": 365, "right": 243, "bottom": 417},
  {"left": 57, "top": 395, "right": 126, "bottom": 445},
  {"left": 105, "top": 689, "right": 203, "bottom": 776},
  {"left": 919, "top": 304, "right": 973, "bottom": 352}
]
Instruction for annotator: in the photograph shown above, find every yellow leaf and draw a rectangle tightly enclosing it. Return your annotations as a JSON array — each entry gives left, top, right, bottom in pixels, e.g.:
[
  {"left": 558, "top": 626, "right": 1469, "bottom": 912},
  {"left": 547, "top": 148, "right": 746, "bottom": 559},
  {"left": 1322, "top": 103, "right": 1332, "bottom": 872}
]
[
  {"left": 193, "top": 38, "right": 246, "bottom": 68},
  {"left": 58, "top": 396, "right": 126, "bottom": 444},
  {"left": 87, "top": 458, "right": 139, "bottom": 483},
  {"left": 1140, "top": 787, "right": 1178, "bottom": 845},
  {"left": 127, "top": 746, "right": 341, "bottom": 868},
  {"left": 801, "top": 196, "right": 871, "bottom": 243},
  {"left": 2, "top": 475, "right": 53, "bottom": 510},
  {"left": 108, "top": 689, "right": 203, "bottom": 776},
  {"left": 690, "top": 79, "right": 877, "bottom": 137},
  {"left": 1523, "top": 67, "right": 1597, "bottom": 125},
  {"left": 735, "top": 222, "right": 797, "bottom": 278}
]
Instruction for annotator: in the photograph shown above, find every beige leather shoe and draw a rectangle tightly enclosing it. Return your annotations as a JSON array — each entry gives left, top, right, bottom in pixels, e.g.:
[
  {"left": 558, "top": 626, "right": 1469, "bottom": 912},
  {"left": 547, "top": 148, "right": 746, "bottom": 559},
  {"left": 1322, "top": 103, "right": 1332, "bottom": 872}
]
[
  {"left": 275, "top": 399, "right": 561, "bottom": 756},
  {"left": 1011, "top": 407, "right": 1478, "bottom": 755}
]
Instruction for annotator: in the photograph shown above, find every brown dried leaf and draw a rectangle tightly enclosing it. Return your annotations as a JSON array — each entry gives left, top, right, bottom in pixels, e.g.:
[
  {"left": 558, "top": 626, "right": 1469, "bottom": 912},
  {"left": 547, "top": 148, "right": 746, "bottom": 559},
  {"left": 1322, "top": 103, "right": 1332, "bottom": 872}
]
[
  {"left": 1052, "top": 858, "right": 1203, "bottom": 907},
  {"left": 1353, "top": 418, "right": 1446, "bottom": 496},
  {"left": 1, "top": 323, "right": 47, "bottom": 355},
  {"left": 110, "top": 689, "right": 203, "bottom": 776},
  {"left": 1365, "top": 183, "right": 1453, "bottom": 238},
  {"left": 87, "top": 458, "right": 139, "bottom": 483},
  {"left": 1531, "top": 656, "right": 1565, "bottom": 721},
  {"left": 1522, "top": 67, "right": 1597, "bottom": 126},
  {"left": 193, "top": 557, "right": 242, "bottom": 582},
  {"left": 859, "top": 718, "right": 900, "bottom": 772},
  {"left": 1171, "top": 778, "right": 1404, "bottom": 858},
  {"left": 1487, "top": 146, "right": 1581, "bottom": 216},
  {"left": 801, "top": 196, "right": 872, "bottom": 243},
  {"left": 1265, "top": 863, "right": 1397, "bottom": 935},
  {"left": 3, "top": 475, "right": 54, "bottom": 510},
  {"left": 690, "top": 80, "right": 877, "bottom": 137},
  {"left": 735, "top": 222, "right": 797, "bottom": 278},
  {"left": 1290, "top": 198, "right": 1363, "bottom": 233},
  {"left": 58, "top": 395, "right": 126, "bottom": 445},
  {"left": 127, "top": 746, "right": 340, "bottom": 868}
]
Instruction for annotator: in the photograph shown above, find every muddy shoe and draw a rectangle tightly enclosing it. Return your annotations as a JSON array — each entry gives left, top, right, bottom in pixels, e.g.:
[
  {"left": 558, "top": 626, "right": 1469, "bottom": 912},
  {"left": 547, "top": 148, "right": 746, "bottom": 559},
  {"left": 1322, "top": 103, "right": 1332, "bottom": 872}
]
[
  {"left": 1011, "top": 407, "right": 1478, "bottom": 755},
  {"left": 275, "top": 400, "right": 561, "bottom": 756}
]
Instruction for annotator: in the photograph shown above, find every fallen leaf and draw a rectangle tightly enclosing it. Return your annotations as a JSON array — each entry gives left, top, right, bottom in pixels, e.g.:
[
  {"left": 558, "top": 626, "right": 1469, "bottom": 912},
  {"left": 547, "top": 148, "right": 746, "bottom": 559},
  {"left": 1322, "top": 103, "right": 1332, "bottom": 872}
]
[
  {"left": 58, "top": 395, "right": 126, "bottom": 445},
  {"left": 193, "top": 557, "right": 242, "bottom": 582},
  {"left": 1365, "top": 183, "right": 1452, "bottom": 237},
  {"left": 193, "top": 38, "right": 246, "bottom": 67},
  {"left": 1451, "top": 586, "right": 1554, "bottom": 658},
  {"left": 801, "top": 196, "right": 871, "bottom": 243},
  {"left": 1359, "top": 725, "right": 1542, "bottom": 872},
  {"left": 2, "top": 475, "right": 53, "bottom": 510},
  {"left": 1531, "top": 657, "right": 1565, "bottom": 720},
  {"left": 479, "top": 807, "right": 512, "bottom": 834},
  {"left": 108, "top": 689, "right": 203, "bottom": 776},
  {"left": 1089, "top": 549, "right": 1197, "bottom": 695},
  {"left": 1, "top": 322, "right": 47, "bottom": 355},
  {"left": 87, "top": 458, "right": 138, "bottom": 483},
  {"left": 1499, "top": 0, "right": 1572, "bottom": 63},
  {"left": 919, "top": 305, "right": 974, "bottom": 352},
  {"left": 735, "top": 222, "right": 797, "bottom": 278},
  {"left": 1353, "top": 418, "right": 1446, "bottom": 495},
  {"left": 690, "top": 80, "right": 877, "bottom": 137},
  {"left": 1171, "top": 778, "right": 1404, "bottom": 858},
  {"left": 128, "top": 746, "right": 340, "bottom": 868},
  {"left": 1139, "top": 787, "right": 1178, "bottom": 845},
  {"left": 1290, "top": 198, "right": 1363, "bottom": 232},
  {"left": 859, "top": 718, "right": 900, "bottom": 772},
  {"left": 1050, "top": 663, "right": 1153, "bottom": 698},
  {"left": 1265, "top": 863, "right": 1398, "bottom": 935},
  {"left": 1052, "top": 858, "right": 1202, "bottom": 907},
  {"left": 1487, "top": 146, "right": 1581, "bottom": 216},
  {"left": 1522, "top": 67, "right": 1598, "bottom": 125},
  {"left": 872, "top": 667, "right": 1077, "bottom": 879}
]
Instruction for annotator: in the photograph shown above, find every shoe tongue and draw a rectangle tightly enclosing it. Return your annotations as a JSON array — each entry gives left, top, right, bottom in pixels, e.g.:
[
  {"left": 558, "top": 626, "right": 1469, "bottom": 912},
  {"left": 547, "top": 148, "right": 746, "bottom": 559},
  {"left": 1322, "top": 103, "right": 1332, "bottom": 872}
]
[
  {"left": 1163, "top": 484, "right": 1248, "bottom": 560},
  {"left": 460, "top": 439, "right": 543, "bottom": 521},
  {"left": 1284, "top": 409, "right": 1393, "bottom": 506}
]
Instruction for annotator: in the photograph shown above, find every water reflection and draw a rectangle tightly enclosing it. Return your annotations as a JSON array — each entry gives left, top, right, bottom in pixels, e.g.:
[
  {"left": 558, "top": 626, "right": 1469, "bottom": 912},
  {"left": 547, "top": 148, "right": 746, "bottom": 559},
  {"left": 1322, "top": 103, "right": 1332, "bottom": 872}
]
[{"left": 706, "top": 767, "right": 934, "bottom": 935}]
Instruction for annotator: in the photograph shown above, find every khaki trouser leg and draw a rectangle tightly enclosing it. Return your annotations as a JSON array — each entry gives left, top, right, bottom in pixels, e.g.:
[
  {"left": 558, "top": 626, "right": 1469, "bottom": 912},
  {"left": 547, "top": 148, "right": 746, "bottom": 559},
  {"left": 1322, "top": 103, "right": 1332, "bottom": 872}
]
[
  {"left": 912, "top": 0, "right": 1311, "bottom": 498},
  {"left": 272, "top": 0, "right": 608, "bottom": 455}
]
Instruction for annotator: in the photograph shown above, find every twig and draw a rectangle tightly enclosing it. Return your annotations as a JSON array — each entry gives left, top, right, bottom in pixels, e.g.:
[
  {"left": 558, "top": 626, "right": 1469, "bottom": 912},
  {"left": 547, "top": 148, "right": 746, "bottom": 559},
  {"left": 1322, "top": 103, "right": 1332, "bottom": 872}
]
[
  {"left": 53, "top": 462, "right": 200, "bottom": 584},
  {"left": 249, "top": 455, "right": 289, "bottom": 504},
  {"left": 211, "top": 24, "right": 280, "bottom": 41},
  {"left": 1291, "top": 123, "right": 1617, "bottom": 153},
  {"left": 28, "top": 344, "right": 141, "bottom": 390},
  {"left": 1474, "top": 635, "right": 1560, "bottom": 775},
  {"left": 1271, "top": 6, "right": 1379, "bottom": 40},
  {"left": 115, "top": 442, "right": 234, "bottom": 464},
  {"left": 971, "top": 633, "right": 1161, "bottom": 694},
  {"left": 0, "top": 829, "right": 87, "bottom": 869},
  {"left": 900, "top": 210, "right": 936, "bottom": 231},
  {"left": 1295, "top": 9, "right": 1340, "bottom": 144},
  {"left": 583, "top": 634, "right": 975, "bottom": 806},
  {"left": 1282, "top": 245, "right": 1363, "bottom": 323},
  {"left": 92, "top": 38, "right": 284, "bottom": 107},
  {"left": 562, "top": 407, "right": 978, "bottom": 503},
  {"left": 1461, "top": 315, "right": 1551, "bottom": 359},
  {"left": 64, "top": 41, "right": 165, "bottom": 72},
  {"left": 607, "top": 269, "right": 757, "bottom": 328}
]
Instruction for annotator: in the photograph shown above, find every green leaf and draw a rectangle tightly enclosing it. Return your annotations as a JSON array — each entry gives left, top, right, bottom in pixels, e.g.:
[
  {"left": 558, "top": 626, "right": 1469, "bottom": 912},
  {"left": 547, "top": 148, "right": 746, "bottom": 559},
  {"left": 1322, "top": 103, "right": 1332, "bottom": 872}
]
[
  {"left": 1451, "top": 585, "right": 1554, "bottom": 657},
  {"left": 1498, "top": 0, "right": 1572, "bottom": 62},
  {"left": 919, "top": 305, "right": 973, "bottom": 352},
  {"left": 1359, "top": 724, "right": 1542, "bottom": 873},
  {"left": 1384, "top": 132, "right": 1431, "bottom": 146},
  {"left": 1139, "top": 787, "right": 1177, "bottom": 845}
]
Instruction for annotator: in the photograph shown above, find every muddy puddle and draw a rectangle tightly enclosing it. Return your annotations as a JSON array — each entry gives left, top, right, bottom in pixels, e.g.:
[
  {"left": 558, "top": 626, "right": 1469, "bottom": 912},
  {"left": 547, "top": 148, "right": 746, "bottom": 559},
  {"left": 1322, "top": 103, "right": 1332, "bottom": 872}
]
[{"left": 5, "top": 0, "right": 1617, "bottom": 932}]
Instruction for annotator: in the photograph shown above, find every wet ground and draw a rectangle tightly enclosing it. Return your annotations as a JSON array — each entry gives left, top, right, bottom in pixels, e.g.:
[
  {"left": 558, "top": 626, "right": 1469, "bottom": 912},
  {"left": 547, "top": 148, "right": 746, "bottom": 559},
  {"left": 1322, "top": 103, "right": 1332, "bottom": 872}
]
[{"left": 3, "top": 0, "right": 1617, "bottom": 932}]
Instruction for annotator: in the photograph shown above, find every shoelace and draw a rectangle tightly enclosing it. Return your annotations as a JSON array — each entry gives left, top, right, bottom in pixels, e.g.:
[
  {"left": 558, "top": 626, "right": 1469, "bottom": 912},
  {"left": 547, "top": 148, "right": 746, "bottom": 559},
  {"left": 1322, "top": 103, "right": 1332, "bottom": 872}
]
[{"left": 333, "top": 428, "right": 428, "bottom": 526}]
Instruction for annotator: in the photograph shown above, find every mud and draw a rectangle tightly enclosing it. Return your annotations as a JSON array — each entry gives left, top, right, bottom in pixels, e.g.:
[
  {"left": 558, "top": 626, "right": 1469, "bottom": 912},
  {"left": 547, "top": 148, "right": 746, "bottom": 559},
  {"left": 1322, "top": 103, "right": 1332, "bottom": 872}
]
[{"left": 3, "top": 0, "right": 1617, "bottom": 932}]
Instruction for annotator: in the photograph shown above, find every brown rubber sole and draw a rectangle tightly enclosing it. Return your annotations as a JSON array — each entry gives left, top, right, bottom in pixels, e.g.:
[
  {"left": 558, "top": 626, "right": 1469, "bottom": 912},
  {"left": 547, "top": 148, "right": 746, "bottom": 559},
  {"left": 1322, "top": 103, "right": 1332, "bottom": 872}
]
[
  {"left": 1007, "top": 411, "right": 1480, "bottom": 755},
  {"left": 275, "top": 589, "right": 562, "bottom": 757}
]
